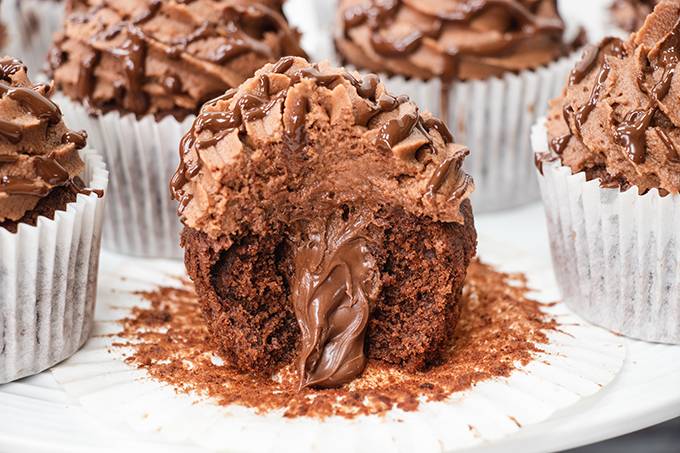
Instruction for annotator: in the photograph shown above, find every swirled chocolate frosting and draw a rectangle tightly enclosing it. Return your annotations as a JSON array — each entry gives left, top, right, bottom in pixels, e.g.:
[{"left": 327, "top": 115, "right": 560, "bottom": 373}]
[
  {"left": 172, "top": 57, "right": 474, "bottom": 388},
  {"left": 49, "top": 0, "right": 306, "bottom": 120},
  {"left": 611, "top": 0, "right": 659, "bottom": 32},
  {"left": 335, "top": 0, "right": 570, "bottom": 81},
  {"left": 544, "top": 0, "right": 680, "bottom": 195},
  {"left": 0, "top": 56, "right": 88, "bottom": 225}
]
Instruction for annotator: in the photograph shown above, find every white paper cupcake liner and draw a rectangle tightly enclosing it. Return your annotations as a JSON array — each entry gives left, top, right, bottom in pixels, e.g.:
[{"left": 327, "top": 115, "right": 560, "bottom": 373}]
[
  {"left": 0, "top": 0, "right": 65, "bottom": 76},
  {"left": 532, "top": 119, "right": 680, "bottom": 344},
  {"left": 50, "top": 256, "right": 625, "bottom": 452},
  {"left": 56, "top": 94, "right": 194, "bottom": 259},
  {"left": 0, "top": 149, "right": 108, "bottom": 384}
]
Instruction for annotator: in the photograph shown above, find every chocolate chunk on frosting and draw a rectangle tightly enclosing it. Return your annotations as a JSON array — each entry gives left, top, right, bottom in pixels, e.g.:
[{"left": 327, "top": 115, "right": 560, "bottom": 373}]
[
  {"left": 544, "top": 0, "right": 680, "bottom": 195},
  {"left": 50, "top": 0, "right": 307, "bottom": 120},
  {"left": 172, "top": 57, "right": 474, "bottom": 387},
  {"left": 0, "top": 56, "right": 89, "bottom": 224},
  {"left": 335, "top": 0, "right": 571, "bottom": 81}
]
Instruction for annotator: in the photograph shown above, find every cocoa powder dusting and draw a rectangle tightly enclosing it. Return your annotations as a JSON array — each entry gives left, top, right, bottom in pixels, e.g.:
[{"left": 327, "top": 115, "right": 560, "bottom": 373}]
[{"left": 113, "top": 260, "right": 557, "bottom": 419}]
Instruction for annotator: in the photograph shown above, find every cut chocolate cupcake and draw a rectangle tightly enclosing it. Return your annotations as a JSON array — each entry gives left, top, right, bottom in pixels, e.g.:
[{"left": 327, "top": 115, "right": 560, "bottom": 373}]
[{"left": 172, "top": 57, "right": 477, "bottom": 388}]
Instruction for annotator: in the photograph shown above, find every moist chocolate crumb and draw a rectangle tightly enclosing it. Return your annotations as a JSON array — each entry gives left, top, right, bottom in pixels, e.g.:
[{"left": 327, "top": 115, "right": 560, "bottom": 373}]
[{"left": 113, "top": 259, "right": 557, "bottom": 419}]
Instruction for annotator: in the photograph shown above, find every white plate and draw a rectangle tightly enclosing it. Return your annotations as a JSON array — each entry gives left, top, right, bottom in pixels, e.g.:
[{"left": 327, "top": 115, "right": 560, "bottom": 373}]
[{"left": 2, "top": 204, "right": 678, "bottom": 452}]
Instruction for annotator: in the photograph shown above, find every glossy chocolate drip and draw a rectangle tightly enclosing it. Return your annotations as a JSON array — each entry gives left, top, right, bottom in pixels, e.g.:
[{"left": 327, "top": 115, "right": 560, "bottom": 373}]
[
  {"left": 426, "top": 151, "right": 472, "bottom": 201},
  {"left": 376, "top": 112, "right": 419, "bottom": 151},
  {"left": 35, "top": 156, "right": 71, "bottom": 187},
  {"left": 0, "top": 175, "right": 50, "bottom": 197},
  {"left": 0, "top": 82, "right": 62, "bottom": 125},
  {"left": 549, "top": 134, "right": 571, "bottom": 155},
  {"left": 62, "top": 130, "right": 88, "bottom": 149},
  {"left": 615, "top": 109, "right": 655, "bottom": 164},
  {"left": 615, "top": 17, "right": 680, "bottom": 164},
  {"left": 118, "top": 28, "right": 149, "bottom": 115},
  {"left": 291, "top": 214, "right": 378, "bottom": 389},
  {"left": 424, "top": 118, "right": 454, "bottom": 144}
]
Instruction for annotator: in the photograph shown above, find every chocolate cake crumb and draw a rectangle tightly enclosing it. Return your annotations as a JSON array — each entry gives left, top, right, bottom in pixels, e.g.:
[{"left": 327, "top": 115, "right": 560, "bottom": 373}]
[{"left": 113, "top": 260, "right": 557, "bottom": 419}]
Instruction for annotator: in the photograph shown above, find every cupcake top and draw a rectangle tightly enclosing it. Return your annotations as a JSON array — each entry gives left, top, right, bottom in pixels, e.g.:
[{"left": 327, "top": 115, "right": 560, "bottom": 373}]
[
  {"left": 49, "top": 0, "right": 307, "bottom": 120},
  {"left": 611, "top": 0, "right": 659, "bottom": 32},
  {"left": 171, "top": 56, "right": 474, "bottom": 240},
  {"left": 335, "top": 0, "right": 570, "bottom": 82},
  {"left": 545, "top": 0, "right": 680, "bottom": 195},
  {"left": 0, "top": 57, "right": 87, "bottom": 225}
]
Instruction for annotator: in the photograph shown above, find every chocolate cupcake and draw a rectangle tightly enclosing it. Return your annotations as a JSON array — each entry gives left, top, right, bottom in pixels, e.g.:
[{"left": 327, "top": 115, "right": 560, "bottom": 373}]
[
  {"left": 0, "top": 57, "right": 108, "bottom": 383},
  {"left": 610, "top": 0, "right": 659, "bottom": 32},
  {"left": 172, "top": 57, "right": 477, "bottom": 387},
  {"left": 0, "top": 0, "right": 66, "bottom": 74},
  {"left": 49, "top": 0, "right": 306, "bottom": 257},
  {"left": 533, "top": 0, "right": 680, "bottom": 343},
  {"left": 332, "top": 0, "right": 579, "bottom": 212}
]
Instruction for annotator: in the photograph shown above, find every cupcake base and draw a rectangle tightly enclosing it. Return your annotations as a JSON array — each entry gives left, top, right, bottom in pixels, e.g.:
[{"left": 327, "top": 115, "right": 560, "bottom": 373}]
[
  {"left": 533, "top": 120, "right": 680, "bottom": 344},
  {"left": 0, "top": 149, "right": 109, "bottom": 383}
]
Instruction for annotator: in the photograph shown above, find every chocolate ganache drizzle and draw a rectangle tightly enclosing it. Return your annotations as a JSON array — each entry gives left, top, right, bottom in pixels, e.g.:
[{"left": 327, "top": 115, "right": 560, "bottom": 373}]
[
  {"left": 0, "top": 57, "right": 93, "bottom": 224},
  {"left": 544, "top": 0, "right": 680, "bottom": 195},
  {"left": 50, "top": 0, "right": 307, "bottom": 120},
  {"left": 172, "top": 57, "right": 474, "bottom": 388}
]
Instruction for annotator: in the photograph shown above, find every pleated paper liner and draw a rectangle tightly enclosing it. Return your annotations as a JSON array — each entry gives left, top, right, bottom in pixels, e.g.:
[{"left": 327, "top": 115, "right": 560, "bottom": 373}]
[
  {"left": 51, "top": 253, "right": 625, "bottom": 452},
  {"left": 532, "top": 119, "right": 680, "bottom": 344},
  {"left": 0, "top": 150, "right": 108, "bottom": 383},
  {"left": 56, "top": 94, "right": 194, "bottom": 259},
  {"left": 0, "top": 0, "right": 65, "bottom": 76}
]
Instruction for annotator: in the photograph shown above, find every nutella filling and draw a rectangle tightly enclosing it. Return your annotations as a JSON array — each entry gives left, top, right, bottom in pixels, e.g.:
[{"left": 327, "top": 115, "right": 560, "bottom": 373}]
[{"left": 291, "top": 214, "right": 379, "bottom": 389}]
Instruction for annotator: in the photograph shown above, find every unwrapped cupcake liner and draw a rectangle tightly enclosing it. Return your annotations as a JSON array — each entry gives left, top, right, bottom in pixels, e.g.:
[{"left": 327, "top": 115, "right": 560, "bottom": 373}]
[
  {"left": 532, "top": 119, "right": 680, "bottom": 344},
  {"left": 0, "top": 0, "right": 65, "bottom": 76},
  {"left": 0, "top": 149, "right": 108, "bottom": 384},
  {"left": 56, "top": 94, "right": 194, "bottom": 258},
  {"left": 50, "top": 251, "right": 626, "bottom": 452}
]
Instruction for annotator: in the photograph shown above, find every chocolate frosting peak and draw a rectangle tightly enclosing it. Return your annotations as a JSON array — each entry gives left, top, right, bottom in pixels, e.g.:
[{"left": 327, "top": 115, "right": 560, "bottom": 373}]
[
  {"left": 50, "top": 0, "right": 306, "bottom": 120},
  {"left": 544, "top": 0, "right": 680, "bottom": 195},
  {"left": 173, "top": 57, "right": 474, "bottom": 388},
  {"left": 336, "top": 0, "right": 571, "bottom": 81},
  {"left": 0, "top": 56, "right": 88, "bottom": 224}
]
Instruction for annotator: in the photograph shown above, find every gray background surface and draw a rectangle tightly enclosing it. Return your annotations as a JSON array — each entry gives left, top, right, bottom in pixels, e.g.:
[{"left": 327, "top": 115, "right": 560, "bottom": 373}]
[{"left": 568, "top": 418, "right": 680, "bottom": 452}]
